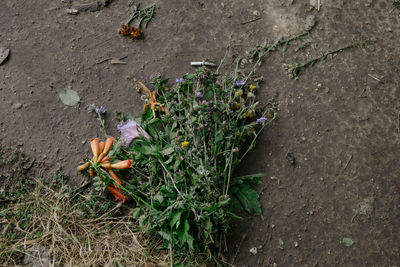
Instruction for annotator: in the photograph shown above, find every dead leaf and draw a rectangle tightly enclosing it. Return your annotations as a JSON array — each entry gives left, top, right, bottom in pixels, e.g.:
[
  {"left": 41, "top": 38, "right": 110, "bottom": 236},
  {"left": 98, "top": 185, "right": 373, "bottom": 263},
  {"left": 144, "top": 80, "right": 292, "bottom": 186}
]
[
  {"left": 110, "top": 57, "right": 127, "bottom": 65},
  {"left": 0, "top": 47, "right": 10, "bottom": 65},
  {"left": 57, "top": 89, "right": 80, "bottom": 106}
]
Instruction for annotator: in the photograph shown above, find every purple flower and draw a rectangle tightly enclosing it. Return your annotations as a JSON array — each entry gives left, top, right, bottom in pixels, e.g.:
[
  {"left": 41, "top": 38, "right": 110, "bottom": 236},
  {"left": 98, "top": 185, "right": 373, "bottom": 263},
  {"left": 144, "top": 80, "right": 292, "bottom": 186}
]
[
  {"left": 234, "top": 80, "right": 245, "bottom": 87},
  {"left": 257, "top": 117, "right": 267, "bottom": 123},
  {"left": 117, "top": 120, "right": 150, "bottom": 147},
  {"left": 176, "top": 78, "right": 185, "bottom": 84},
  {"left": 224, "top": 194, "right": 230, "bottom": 200},
  {"left": 216, "top": 80, "right": 222, "bottom": 86},
  {"left": 278, "top": 36, "right": 283, "bottom": 42},
  {"left": 222, "top": 121, "right": 226, "bottom": 125},
  {"left": 195, "top": 91, "right": 203, "bottom": 98},
  {"left": 89, "top": 104, "right": 96, "bottom": 111},
  {"left": 95, "top": 106, "right": 106, "bottom": 114},
  {"left": 234, "top": 147, "right": 239, "bottom": 153},
  {"left": 212, "top": 104, "right": 217, "bottom": 109},
  {"left": 180, "top": 156, "right": 184, "bottom": 160}
]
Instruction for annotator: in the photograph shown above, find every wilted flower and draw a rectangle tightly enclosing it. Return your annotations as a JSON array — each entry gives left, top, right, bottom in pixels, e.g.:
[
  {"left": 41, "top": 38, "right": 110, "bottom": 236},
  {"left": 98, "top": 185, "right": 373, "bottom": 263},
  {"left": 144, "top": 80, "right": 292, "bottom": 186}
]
[
  {"left": 195, "top": 91, "right": 203, "bottom": 98},
  {"left": 257, "top": 117, "right": 267, "bottom": 123},
  {"left": 119, "top": 25, "right": 142, "bottom": 39},
  {"left": 234, "top": 80, "right": 245, "bottom": 87},
  {"left": 118, "top": 120, "right": 150, "bottom": 147}
]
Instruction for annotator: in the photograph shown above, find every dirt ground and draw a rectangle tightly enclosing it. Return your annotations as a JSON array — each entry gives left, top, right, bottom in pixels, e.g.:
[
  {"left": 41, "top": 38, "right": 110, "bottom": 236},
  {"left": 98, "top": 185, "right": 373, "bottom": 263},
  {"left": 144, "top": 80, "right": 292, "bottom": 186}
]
[{"left": 0, "top": 0, "right": 399, "bottom": 266}]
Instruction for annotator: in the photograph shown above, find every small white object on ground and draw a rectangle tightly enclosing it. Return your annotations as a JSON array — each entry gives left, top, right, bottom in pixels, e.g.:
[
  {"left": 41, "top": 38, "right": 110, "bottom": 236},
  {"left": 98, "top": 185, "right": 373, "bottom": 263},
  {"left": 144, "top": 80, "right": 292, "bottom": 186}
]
[
  {"left": 67, "top": 8, "right": 79, "bottom": 15},
  {"left": 249, "top": 247, "right": 258, "bottom": 255},
  {"left": 191, "top": 61, "right": 217, "bottom": 67}
]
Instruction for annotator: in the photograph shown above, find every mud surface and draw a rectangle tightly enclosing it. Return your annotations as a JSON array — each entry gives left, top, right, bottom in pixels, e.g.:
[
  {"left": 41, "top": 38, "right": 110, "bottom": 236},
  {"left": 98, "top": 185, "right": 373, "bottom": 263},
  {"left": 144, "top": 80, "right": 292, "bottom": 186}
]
[{"left": 1, "top": 0, "right": 399, "bottom": 266}]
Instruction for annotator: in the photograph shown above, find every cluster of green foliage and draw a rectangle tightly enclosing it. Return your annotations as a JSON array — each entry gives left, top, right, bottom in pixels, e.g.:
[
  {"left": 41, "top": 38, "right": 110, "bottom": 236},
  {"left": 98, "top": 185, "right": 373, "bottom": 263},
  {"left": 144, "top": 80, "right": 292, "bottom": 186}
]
[{"left": 93, "top": 67, "right": 276, "bottom": 265}]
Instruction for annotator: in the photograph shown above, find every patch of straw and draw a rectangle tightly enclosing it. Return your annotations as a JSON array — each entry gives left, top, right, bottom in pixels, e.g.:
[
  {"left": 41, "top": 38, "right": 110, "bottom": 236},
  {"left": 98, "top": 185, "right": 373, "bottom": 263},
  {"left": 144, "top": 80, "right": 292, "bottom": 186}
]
[{"left": 0, "top": 180, "right": 169, "bottom": 266}]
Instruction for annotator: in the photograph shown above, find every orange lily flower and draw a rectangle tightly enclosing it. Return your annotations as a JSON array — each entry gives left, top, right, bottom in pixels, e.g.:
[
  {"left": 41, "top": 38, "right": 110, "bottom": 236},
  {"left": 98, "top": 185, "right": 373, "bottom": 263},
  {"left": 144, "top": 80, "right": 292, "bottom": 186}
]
[
  {"left": 137, "top": 82, "right": 169, "bottom": 116},
  {"left": 90, "top": 138, "right": 100, "bottom": 162},
  {"left": 106, "top": 184, "right": 126, "bottom": 203},
  {"left": 77, "top": 137, "right": 133, "bottom": 203},
  {"left": 111, "top": 160, "right": 133, "bottom": 169}
]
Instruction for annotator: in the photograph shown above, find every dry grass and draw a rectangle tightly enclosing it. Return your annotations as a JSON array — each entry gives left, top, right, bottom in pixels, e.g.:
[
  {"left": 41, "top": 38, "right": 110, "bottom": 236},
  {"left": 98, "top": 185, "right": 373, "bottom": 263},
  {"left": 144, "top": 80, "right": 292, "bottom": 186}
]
[{"left": 0, "top": 180, "right": 170, "bottom": 266}]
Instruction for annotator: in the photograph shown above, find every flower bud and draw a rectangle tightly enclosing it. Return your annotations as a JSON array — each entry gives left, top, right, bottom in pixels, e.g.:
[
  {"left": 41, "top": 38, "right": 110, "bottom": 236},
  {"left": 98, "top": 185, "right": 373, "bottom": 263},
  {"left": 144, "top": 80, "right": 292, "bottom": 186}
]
[
  {"left": 90, "top": 138, "right": 99, "bottom": 157},
  {"left": 111, "top": 160, "right": 133, "bottom": 169},
  {"left": 103, "top": 137, "right": 114, "bottom": 155},
  {"left": 77, "top": 162, "right": 90, "bottom": 172},
  {"left": 99, "top": 141, "right": 105, "bottom": 154}
]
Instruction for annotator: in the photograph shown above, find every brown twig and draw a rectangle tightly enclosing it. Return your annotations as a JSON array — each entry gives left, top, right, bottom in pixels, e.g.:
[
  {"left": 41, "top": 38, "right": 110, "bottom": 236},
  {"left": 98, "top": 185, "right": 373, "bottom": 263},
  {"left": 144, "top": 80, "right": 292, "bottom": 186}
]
[
  {"left": 231, "top": 231, "right": 248, "bottom": 264},
  {"left": 343, "top": 155, "right": 353, "bottom": 170},
  {"left": 240, "top": 17, "right": 262, "bottom": 25},
  {"left": 368, "top": 73, "right": 384, "bottom": 84}
]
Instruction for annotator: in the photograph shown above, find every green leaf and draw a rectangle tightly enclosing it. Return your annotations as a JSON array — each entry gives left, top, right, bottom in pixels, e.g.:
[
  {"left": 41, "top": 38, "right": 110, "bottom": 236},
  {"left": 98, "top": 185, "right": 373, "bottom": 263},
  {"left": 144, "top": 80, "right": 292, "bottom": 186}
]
[
  {"left": 154, "top": 193, "right": 164, "bottom": 204},
  {"left": 57, "top": 89, "right": 80, "bottom": 106},
  {"left": 158, "top": 230, "right": 172, "bottom": 241},
  {"left": 107, "top": 141, "right": 121, "bottom": 159},
  {"left": 132, "top": 207, "right": 141, "bottom": 219},
  {"left": 142, "top": 107, "right": 153, "bottom": 123},
  {"left": 161, "top": 146, "right": 175, "bottom": 156},
  {"left": 229, "top": 184, "right": 262, "bottom": 215},
  {"left": 342, "top": 237, "right": 354, "bottom": 247},
  {"left": 204, "top": 90, "right": 213, "bottom": 101},
  {"left": 232, "top": 173, "right": 264, "bottom": 185},
  {"left": 170, "top": 210, "right": 183, "bottom": 229}
]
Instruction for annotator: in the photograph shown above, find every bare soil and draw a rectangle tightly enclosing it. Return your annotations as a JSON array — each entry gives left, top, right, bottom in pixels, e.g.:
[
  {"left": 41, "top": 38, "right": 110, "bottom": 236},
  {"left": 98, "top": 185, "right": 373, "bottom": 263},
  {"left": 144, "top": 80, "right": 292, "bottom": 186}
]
[{"left": 1, "top": 0, "right": 399, "bottom": 266}]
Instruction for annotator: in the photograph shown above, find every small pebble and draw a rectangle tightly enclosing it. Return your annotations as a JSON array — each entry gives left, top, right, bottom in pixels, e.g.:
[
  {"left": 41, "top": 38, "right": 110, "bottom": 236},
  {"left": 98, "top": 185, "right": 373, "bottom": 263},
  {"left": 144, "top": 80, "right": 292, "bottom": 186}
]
[
  {"left": 252, "top": 10, "right": 260, "bottom": 16},
  {"left": 249, "top": 247, "right": 258, "bottom": 255},
  {"left": 12, "top": 103, "right": 22, "bottom": 109}
]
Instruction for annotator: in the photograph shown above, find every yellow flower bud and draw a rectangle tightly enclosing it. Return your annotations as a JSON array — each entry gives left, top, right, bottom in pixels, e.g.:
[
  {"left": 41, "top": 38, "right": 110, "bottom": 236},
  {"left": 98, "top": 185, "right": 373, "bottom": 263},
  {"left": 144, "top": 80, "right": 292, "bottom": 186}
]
[
  {"left": 249, "top": 84, "right": 257, "bottom": 90},
  {"left": 235, "top": 89, "right": 243, "bottom": 97},
  {"left": 247, "top": 92, "right": 255, "bottom": 98}
]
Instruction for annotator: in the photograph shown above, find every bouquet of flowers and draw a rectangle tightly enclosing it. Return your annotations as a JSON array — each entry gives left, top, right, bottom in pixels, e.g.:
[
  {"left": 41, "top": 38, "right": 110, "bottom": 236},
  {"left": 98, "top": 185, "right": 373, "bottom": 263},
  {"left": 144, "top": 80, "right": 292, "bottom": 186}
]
[{"left": 78, "top": 67, "right": 276, "bottom": 264}]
